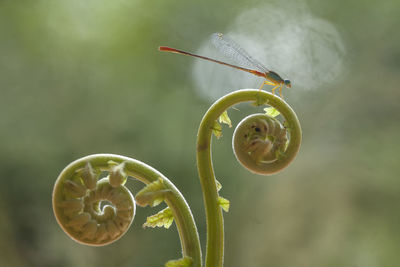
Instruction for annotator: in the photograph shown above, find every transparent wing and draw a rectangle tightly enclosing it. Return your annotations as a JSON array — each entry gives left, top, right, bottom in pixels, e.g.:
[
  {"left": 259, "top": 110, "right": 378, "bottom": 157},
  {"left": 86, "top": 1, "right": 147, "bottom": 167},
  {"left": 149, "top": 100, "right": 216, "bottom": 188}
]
[{"left": 210, "top": 33, "right": 270, "bottom": 73}]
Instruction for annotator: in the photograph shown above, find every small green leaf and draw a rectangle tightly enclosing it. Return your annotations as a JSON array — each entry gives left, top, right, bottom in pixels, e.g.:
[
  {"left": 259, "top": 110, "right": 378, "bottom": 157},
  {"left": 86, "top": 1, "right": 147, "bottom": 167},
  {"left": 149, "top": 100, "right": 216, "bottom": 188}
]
[
  {"left": 218, "top": 196, "right": 230, "bottom": 212},
  {"left": 143, "top": 207, "right": 174, "bottom": 229},
  {"left": 165, "top": 256, "right": 193, "bottom": 267},
  {"left": 215, "top": 179, "right": 222, "bottom": 192},
  {"left": 135, "top": 178, "right": 171, "bottom": 207},
  {"left": 218, "top": 110, "right": 232, "bottom": 128},
  {"left": 212, "top": 120, "right": 223, "bottom": 139},
  {"left": 264, "top": 107, "right": 280, "bottom": 117}
]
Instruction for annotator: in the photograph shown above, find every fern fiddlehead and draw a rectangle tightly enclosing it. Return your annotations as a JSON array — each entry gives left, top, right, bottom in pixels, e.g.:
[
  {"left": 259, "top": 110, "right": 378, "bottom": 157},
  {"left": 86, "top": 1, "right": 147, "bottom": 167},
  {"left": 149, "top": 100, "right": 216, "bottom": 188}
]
[
  {"left": 197, "top": 89, "right": 301, "bottom": 267},
  {"left": 52, "top": 89, "right": 301, "bottom": 267},
  {"left": 52, "top": 154, "right": 202, "bottom": 266}
]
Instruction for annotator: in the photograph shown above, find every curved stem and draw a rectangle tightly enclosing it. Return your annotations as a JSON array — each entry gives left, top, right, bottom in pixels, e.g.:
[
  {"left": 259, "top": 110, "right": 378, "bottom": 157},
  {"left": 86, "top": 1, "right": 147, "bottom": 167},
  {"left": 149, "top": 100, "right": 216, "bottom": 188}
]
[
  {"left": 53, "top": 153, "right": 202, "bottom": 267},
  {"left": 196, "top": 89, "right": 301, "bottom": 267}
]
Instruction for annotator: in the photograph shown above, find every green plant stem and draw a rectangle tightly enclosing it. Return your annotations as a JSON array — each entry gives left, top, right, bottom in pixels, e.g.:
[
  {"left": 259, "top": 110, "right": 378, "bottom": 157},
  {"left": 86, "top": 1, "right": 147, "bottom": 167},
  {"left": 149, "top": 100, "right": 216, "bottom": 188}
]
[
  {"left": 196, "top": 89, "right": 301, "bottom": 267},
  {"left": 58, "top": 154, "right": 202, "bottom": 267}
]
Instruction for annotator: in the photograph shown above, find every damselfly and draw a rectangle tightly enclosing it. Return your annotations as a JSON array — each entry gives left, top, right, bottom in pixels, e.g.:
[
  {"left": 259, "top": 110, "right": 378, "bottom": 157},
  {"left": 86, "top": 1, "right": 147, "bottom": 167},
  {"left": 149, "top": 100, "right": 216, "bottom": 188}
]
[{"left": 159, "top": 33, "right": 291, "bottom": 98}]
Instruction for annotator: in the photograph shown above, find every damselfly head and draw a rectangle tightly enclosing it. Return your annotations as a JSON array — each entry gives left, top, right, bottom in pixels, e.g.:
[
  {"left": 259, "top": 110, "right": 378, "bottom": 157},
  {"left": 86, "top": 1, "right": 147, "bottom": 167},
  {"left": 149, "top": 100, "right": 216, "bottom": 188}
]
[{"left": 284, "top": 79, "right": 292, "bottom": 88}]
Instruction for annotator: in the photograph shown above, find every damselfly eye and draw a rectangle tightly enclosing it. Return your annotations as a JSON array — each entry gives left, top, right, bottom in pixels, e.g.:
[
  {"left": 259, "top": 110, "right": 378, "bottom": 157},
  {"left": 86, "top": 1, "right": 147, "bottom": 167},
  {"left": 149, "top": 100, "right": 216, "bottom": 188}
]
[{"left": 284, "top": 80, "right": 292, "bottom": 88}]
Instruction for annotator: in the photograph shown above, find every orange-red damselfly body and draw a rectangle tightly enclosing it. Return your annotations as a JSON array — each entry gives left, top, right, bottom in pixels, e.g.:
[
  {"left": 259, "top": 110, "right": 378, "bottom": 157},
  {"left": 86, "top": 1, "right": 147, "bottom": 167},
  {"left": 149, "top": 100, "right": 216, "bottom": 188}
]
[{"left": 159, "top": 33, "right": 291, "bottom": 97}]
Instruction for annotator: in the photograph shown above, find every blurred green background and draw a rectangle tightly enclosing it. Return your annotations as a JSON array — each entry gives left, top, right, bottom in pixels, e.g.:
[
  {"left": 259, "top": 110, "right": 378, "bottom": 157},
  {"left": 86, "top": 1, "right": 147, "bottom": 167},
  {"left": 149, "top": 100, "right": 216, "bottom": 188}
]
[{"left": 1, "top": 0, "right": 399, "bottom": 266}]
